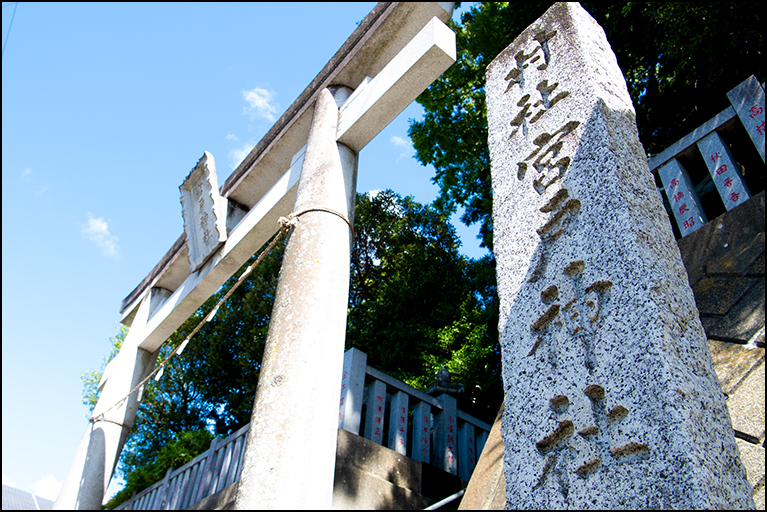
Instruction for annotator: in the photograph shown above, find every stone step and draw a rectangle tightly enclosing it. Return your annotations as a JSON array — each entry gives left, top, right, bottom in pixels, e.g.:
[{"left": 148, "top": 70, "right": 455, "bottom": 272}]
[{"left": 333, "top": 428, "right": 467, "bottom": 509}]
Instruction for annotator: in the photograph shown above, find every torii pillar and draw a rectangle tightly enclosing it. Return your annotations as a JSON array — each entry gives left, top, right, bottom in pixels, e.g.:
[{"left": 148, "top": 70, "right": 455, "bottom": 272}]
[
  {"left": 54, "top": 293, "right": 158, "bottom": 510},
  {"left": 234, "top": 86, "right": 357, "bottom": 509},
  {"left": 235, "top": 15, "right": 457, "bottom": 507}
]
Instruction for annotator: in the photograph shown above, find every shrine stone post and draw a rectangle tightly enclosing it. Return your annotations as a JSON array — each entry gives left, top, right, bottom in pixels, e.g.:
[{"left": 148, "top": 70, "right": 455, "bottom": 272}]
[{"left": 486, "top": 3, "right": 754, "bottom": 508}]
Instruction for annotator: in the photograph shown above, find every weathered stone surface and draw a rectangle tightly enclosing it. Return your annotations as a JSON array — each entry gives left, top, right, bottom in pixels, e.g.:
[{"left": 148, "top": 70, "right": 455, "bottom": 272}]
[
  {"left": 726, "top": 358, "right": 766, "bottom": 441},
  {"left": 184, "top": 481, "right": 238, "bottom": 510},
  {"left": 675, "top": 194, "right": 765, "bottom": 343},
  {"left": 235, "top": 88, "right": 357, "bottom": 510},
  {"left": 734, "top": 439, "right": 766, "bottom": 510},
  {"left": 486, "top": 2, "right": 753, "bottom": 508},
  {"left": 677, "top": 191, "right": 765, "bottom": 288},
  {"left": 701, "top": 315, "right": 722, "bottom": 334},
  {"left": 333, "top": 428, "right": 466, "bottom": 510},
  {"left": 708, "top": 232, "right": 765, "bottom": 275},
  {"left": 706, "top": 278, "right": 765, "bottom": 343},
  {"left": 747, "top": 252, "right": 765, "bottom": 275},
  {"left": 335, "top": 428, "right": 423, "bottom": 496},
  {"left": 707, "top": 339, "right": 765, "bottom": 396},
  {"left": 693, "top": 276, "right": 759, "bottom": 316},
  {"left": 180, "top": 152, "right": 228, "bottom": 273}
]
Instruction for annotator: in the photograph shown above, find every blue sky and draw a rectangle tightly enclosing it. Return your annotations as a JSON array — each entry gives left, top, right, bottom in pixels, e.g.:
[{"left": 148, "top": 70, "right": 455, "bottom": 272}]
[{"left": 1, "top": 2, "right": 482, "bottom": 503}]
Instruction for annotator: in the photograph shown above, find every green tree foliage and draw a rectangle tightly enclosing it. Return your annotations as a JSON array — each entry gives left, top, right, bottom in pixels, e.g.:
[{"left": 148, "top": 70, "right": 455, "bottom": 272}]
[
  {"left": 104, "top": 429, "right": 214, "bottom": 510},
  {"left": 93, "top": 191, "right": 501, "bottom": 508},
  {"left": 347, "top": 190, "right": 500, "bottom": 420},
  {"left": 409, "top": 2, "right": 764, "bottom": 250}
]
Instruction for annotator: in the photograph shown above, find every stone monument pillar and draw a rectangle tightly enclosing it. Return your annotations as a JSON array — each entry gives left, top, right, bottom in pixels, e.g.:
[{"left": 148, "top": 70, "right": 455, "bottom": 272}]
[
  {"left": 235, "top": 86, "right": 357, "bottom": 510},
  {"left": 486, "top": 3, "right": 754, "bottom": 508}
]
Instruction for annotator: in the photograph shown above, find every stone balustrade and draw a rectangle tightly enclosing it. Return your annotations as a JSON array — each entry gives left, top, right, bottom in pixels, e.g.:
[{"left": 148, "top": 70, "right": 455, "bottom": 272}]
[
  {"left": 650, "top": 75, "right": 764, "bottom": 239},
  {"left": 115, "top": 348, "right": 491, "bottom": 509},
  {"left": 338, "top": 348, "right": 492, "bottom": 480}
]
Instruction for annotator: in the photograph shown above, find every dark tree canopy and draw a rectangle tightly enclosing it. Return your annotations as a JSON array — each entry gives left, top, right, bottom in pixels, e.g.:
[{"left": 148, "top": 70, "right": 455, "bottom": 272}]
[
  {"left": 346, "top": 190, "right": 501, "bottom": 420},
  {"left": 409, "top": 1, "right": 764, "bottom": 250}
]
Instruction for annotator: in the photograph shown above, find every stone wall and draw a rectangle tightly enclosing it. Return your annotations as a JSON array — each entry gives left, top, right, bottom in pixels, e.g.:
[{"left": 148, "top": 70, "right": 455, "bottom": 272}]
[{"left": 678, "top": 191, "right": 765, "bottom": 509}]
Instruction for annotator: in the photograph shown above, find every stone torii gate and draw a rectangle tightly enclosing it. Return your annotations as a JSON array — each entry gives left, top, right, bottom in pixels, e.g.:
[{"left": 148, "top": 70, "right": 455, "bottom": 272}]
[{"left": 53, "top": 3, "right": 456, "bottom": 509}]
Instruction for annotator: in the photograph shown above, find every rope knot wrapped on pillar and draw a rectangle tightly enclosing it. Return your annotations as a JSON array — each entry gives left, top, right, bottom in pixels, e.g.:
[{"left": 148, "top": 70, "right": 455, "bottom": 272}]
[{"left": 279, "top": 207, "right": 355, "bottom": 240}]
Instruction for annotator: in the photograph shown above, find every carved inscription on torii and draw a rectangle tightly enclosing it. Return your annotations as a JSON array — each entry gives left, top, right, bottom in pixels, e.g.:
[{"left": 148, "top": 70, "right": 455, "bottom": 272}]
[{"left": 180, "top": 152, "right": 229, "bottom": 273}]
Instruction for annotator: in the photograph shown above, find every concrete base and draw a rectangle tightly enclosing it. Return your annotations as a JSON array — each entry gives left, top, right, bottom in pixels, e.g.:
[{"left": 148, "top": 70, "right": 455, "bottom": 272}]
[{"left": 185, "top": 482, "right": 237, "bottom": 511}]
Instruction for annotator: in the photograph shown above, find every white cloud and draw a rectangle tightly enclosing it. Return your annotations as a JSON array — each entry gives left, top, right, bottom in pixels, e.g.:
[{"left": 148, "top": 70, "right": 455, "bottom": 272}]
[
  {"left": 3, "top": 471, "right": 16, "bottom": 487},
  {"left": 390, "top": 135, "right": 414, "bottom": 161},
  {"left": 242, "top": 87, "right": 279, "bottom": 122},
  {"left": 367, "top": 189, "right": 382, "bottom": 198},
  {"left": 82, "top": 212, "right": 120, "bottom": 259},
  {"left": 229, "top": 142, "right": 254, "bottom": 170},
  {"left": 226, "top": 133, "right": 240, "bottom": 142},
  {"left": 28, "top": 473, "right": 62, "bottom": 501},
  {"left": 390, "top": 135, "right": 409, "bottom": 148},
  {"left": 21, "top": 168, "right": 32, "bottom": 178}
]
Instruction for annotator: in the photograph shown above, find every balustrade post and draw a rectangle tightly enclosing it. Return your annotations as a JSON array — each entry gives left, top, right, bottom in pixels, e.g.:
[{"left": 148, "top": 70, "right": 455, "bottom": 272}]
[
  {"left": 458, "top": 422, "right": 476, "bottom": 481},
  {"left": 388, "top": 391, "right": 409, "bottom": 455},
  {"left": 697, "top": 131, "right": 751, "bottom": 210},
  {"left": 364, "top": 379, "right": 387, "bottom": 444},
  {"left": 412, "top": 402, "right": 432, "bottom": 463},
  {"left": 157, "top": 466, "right": 174, "bottom": 510},
  {"left": 339, "top": 348, "right": 367, "bottom": 434},
  {"left": 476, "top": 429, "right": 489, "bottom": 459},
  {"left": 727, "top": 75, "right": 765, "bottom": 162},
  {"left": 432, "top": 394, "right": 458, "bottom": 475},
  {"left": 200, "top": 436, "right": 220, "bottom": 500},
  {"left": 658, "top": 159, "right": 707, "bottom": 236}
]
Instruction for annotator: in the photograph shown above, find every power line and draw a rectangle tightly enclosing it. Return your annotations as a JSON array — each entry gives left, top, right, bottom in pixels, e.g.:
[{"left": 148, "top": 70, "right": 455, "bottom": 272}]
[{"left": 2, "top": 2, "right": 19, "bottom": 58}]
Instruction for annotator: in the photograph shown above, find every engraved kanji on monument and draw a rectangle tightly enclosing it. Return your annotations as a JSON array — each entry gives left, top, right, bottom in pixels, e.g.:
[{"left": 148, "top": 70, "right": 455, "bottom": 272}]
[
  {"left": 486, "top": 3, "right": 753, "bottom": 509},
  {"left": 180, "top": 152, "right": 228, "bottom": 273}
]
